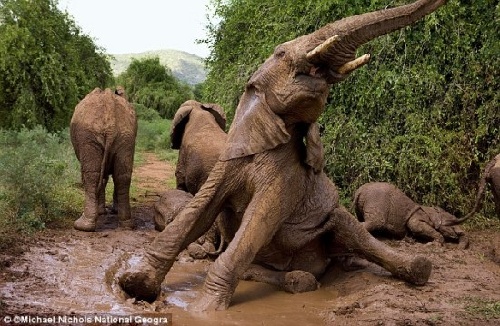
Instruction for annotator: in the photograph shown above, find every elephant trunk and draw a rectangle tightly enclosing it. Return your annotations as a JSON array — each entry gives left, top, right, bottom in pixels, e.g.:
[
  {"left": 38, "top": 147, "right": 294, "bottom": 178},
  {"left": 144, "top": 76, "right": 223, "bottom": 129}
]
[
  {"left": 453, "top": 162, "right": 493, "bottom": 224},
  {"left": 306, "top": 0, "right": 446, "bottom": 74}
]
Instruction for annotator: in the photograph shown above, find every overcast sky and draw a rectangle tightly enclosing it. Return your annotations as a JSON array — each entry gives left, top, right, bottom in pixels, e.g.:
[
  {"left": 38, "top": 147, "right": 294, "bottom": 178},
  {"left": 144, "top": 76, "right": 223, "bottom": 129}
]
[{"left": 58, "top": 0, "right": 212, "bottom": 58}]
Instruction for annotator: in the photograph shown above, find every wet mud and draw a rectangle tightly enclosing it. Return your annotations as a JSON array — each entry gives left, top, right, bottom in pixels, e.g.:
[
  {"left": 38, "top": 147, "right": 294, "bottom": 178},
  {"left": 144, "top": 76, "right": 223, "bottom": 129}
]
[{"left": 1, "top": 154, "right": 499, "bottom": 325}]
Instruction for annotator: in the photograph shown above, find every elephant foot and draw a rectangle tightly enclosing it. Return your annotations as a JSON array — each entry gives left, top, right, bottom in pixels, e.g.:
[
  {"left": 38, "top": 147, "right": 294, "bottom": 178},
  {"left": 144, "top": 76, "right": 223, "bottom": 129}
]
[
  {"left": 393, "top": 256, "right": 432, "bottom": 286},
  {"left": 73, "top": 213, "right": 96, "bottom": 232},
  {"left": 118, "top": 255, "right": 166, "bottom": 303},
  {"left": 282, "top": 271, "right": 320, "bottom": 293},
  {"left": 189, "top": 291, "right": 231, "bottom": 311}
]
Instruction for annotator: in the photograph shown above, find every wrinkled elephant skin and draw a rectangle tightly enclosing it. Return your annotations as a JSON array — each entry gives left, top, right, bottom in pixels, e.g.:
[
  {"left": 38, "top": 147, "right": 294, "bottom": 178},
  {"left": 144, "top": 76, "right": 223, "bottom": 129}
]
[
  {"left": 119, "top": 0, "right": 446, "bottom": 311},
  {"left": 354, "top": 182, "right": 469, "bottom": 248},
  {"left": 70, "top": 87, "right": 137, "bottom": 232}
]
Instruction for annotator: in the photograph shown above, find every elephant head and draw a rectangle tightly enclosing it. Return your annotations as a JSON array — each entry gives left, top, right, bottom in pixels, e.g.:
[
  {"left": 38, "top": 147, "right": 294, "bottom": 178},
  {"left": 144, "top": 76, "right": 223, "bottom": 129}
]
[
  {"left": 221, "top": 0, "right": 447, "bottom": 169},
  {"left": 171, "top": 100, "right": 226, "bottom": 150}
]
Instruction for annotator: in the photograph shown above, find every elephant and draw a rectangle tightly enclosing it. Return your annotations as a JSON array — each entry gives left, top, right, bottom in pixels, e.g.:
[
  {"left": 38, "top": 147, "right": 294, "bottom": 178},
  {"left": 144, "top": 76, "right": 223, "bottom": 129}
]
[
  {"left": 353, "top": 182, "right": 469, "bottom": 249},
  {"left": 171, "top": 100, "right": 227, "bottom": 193},
  {"left": 119, "top": 0, "right": 447, "bottom": 311},
  {"left": 165, "top": 100, "right": 229, "bottom": 257},
  {"left": 70, "top": 87, "right": 137, "bottom": 232},
  {"left": 464, "top": 154, "right": 500, "bottom": 219}
]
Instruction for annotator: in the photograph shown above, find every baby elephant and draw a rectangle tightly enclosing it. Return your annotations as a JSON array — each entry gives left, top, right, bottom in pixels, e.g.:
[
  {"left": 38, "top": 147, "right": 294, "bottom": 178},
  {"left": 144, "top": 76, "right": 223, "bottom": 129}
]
[
  {"left": 353, "top": 182, "right": 469, "bottom": 248},
  {"left": 154, "top": 189, "right": 226, "bottom": 259}
]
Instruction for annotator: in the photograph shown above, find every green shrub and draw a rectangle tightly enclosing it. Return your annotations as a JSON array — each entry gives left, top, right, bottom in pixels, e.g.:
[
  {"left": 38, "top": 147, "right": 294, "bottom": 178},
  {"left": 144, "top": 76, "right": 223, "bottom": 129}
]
[
  {"left": 0, "top": 126, "right": 81, "bottom": 235},
  {"left": 135, "top": 118, "right": 172, "bottom": 152},
  {"left": 133, "top": 103, "right": 162, "bottom": 121}
]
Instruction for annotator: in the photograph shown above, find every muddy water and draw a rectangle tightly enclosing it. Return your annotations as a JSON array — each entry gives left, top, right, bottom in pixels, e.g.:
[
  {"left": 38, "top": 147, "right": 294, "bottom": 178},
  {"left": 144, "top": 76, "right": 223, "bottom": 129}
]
[{"left": 0, "top": 222, "right": 344, "bottom": 326}]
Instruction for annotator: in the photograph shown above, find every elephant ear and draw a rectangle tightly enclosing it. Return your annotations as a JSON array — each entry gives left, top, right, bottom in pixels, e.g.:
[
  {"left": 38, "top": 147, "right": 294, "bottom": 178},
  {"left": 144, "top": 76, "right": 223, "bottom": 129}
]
[
  {"left": 220, "top": 88, "right": 290, "bottom": 161},
  {"left": 305, "top": 122, "right": 324, "bottom": 173},
  {"left": 170, "top": 101, "right": 195, "bottom": 149},
  {"left": 201, "top": 103, "right": 226, "bottom": 130}
]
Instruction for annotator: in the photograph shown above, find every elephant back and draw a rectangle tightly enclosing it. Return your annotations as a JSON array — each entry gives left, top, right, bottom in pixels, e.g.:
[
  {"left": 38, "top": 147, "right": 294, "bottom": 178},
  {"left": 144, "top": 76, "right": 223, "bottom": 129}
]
[{"left": 171, "top": 100, "right": 226, "bottom": 150}]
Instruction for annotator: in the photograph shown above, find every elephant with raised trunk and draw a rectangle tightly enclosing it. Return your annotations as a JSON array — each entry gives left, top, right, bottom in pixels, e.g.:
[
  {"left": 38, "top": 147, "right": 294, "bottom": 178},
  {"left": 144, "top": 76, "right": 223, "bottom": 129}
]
[
  {"left": 354, "top": 182, "right": 469, "bottom": 248},
  {"left": 119, "top": 0, "right": 447, "bottom": 311},
  {"left": 70, "top": 87, "right": 137, "bottom": 232},
  {"left": 465, "top": 154, "right": 500, "bottom": 219}
]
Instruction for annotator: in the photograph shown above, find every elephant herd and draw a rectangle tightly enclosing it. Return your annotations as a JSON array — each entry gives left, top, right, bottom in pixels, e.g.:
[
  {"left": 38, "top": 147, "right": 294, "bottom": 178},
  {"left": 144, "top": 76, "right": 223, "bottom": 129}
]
[{"left": 69, "top": 0, "right": 499, "bottom": 312}]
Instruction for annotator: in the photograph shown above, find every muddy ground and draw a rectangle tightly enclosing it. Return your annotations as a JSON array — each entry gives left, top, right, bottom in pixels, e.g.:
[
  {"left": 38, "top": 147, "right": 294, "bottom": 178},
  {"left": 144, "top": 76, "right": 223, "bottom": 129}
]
[{"left": 1, "top": 153, "right": 499, "bottom": 326}]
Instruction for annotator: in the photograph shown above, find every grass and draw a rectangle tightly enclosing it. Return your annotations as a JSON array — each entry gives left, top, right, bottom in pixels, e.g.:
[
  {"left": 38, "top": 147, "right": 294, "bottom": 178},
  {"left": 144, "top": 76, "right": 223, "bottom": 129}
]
[{"left": 463, "top": 297, "right": 500, "bottom": 320}]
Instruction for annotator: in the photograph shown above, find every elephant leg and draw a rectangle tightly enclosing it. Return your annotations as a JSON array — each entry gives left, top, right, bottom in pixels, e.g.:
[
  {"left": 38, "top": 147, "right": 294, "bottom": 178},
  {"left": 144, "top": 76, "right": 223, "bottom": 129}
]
[
  {"left": 74, "top": 143, "right": 103, "bottom": 232},
  {"left": 113, "top": 152, "right": 134, "bottom": 229},
  {"left": 242, "top": 264, "right": 319, "bottom": 293},
  {"left": 119, "top": 165, "right": 229, "bottom": 303},
  {"left": 407, "top": 218, "right": 445, "bottom": 245},
  {"left": 98, "top": 176, "right": 108, "bottom": 216},
  {"left": 330, "top": 205, "right": 432, "bottom": 285},
  {"left": 190, "top": 189, "right": 296, "bottom": 311}
]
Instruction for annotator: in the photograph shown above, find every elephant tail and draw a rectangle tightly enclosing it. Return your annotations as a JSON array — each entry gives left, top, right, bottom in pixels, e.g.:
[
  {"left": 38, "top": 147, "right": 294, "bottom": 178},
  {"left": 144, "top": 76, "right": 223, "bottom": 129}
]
[
  {"left": 455, "top": 158, "right": 495, "bottom": 223},
  {"left": 97, "top": 135, "right": 113, "bottom": 195}
]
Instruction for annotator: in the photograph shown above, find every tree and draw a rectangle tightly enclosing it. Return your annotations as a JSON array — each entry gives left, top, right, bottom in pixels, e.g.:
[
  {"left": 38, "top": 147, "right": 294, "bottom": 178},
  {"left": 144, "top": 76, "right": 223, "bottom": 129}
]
[
  {"left": 200, "top": 0, "right": 499, "bottom": 218},
  {"left": 116, "top": 57, "right": 193, "bottom": 119},
  {"left": 0, "top": 0, "right": 113, "bottom": 131}
]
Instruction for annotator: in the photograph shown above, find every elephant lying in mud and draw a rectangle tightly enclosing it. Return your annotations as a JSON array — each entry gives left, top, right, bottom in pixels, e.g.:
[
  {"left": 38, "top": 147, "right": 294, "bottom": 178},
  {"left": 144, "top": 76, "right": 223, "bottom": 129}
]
[
  {"left": 353, "top": 182, "right": 469, "bottom": 249},
  {"left": 119, "top": 0, "right": 447, "bottom": 311},
  {"left": 70, "top": 87, "right": 137, "bottom": 232},
  {"left": 464, "top": 154, "right": 500, "bottom": 219},
  {"left": 161, "top": 100, "right": 229, "bottom": 257}
]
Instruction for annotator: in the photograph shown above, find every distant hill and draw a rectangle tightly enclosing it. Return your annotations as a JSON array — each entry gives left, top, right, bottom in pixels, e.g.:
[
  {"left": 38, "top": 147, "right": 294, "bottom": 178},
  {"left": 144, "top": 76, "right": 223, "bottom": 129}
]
[{"left": 110, "top": 49, "right": 207, "bottom": 86}]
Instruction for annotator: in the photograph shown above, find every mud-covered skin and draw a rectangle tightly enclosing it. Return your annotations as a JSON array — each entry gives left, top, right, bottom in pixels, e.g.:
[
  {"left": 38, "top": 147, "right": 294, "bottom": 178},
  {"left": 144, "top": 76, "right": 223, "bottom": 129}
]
[
  {"left": 354, "top": 182, "right": 469, "bottom": 248},
  {"left": 70, "top": 87, "right": 137, "bottom": 232},
  {"left": 119, "top": 0, "right": 447, "bottom": 311},
  {"left": 167, "top": 101, "right": 228, "bottom": 257},
  {"left": 466, "top": 154, "right": 500, "bottom": 219},
  {"left": 154, "top": 189, "right": 222, "bottom": 258}
]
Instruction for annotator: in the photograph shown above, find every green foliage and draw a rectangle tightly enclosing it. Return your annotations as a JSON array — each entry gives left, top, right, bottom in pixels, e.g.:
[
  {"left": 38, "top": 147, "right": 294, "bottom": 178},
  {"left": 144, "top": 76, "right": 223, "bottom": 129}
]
[
  {"left": 116, "top": 57, "right": 194, "bottom": 119},
  {"left": 201, "top": 0, "right": 500, "bottom": 219},
  {"left": 0, "top": 0, "right": 113, "bottom": 131},
  {"left": 0, "top": 127, "right": 81, "bottom": 235},
  {"left": 135, "top": 118, "right": 172, "bottom": 153}
]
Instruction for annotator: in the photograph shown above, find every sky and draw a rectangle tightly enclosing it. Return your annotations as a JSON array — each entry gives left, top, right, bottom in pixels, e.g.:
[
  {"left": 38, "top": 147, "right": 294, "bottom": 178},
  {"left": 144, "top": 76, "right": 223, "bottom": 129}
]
[{"left": 57, "top": 0, "right": 212, "bottom": 58}]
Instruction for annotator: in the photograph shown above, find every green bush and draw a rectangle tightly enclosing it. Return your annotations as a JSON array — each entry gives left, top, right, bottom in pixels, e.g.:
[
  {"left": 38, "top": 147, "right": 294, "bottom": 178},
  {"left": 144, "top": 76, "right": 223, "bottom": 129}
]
[
  {"left": 0, "top": 126, "right": 81, "bottom": 235},
  {"left": 135, "top": 119, "right": 172, "bottom": 152}
]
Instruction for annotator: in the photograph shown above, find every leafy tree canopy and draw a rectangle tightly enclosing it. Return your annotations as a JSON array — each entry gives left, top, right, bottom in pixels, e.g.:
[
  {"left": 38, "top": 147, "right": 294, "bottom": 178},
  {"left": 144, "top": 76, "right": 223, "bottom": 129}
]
[
  {"left": 201, "top": 0, "right": 499, "bottom": 218},
  {"left": 116, "top": 57, "right": 193, "bottom": 119},
  {"left": 0, "top": 0, "right": 113, "bottom": 131}
]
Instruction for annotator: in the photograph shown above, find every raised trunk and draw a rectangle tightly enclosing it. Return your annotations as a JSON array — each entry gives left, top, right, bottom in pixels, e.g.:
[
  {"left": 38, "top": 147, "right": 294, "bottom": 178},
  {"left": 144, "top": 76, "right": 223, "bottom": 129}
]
[{"left": 307, "top": 0, "right": 446, "bottom": 69}]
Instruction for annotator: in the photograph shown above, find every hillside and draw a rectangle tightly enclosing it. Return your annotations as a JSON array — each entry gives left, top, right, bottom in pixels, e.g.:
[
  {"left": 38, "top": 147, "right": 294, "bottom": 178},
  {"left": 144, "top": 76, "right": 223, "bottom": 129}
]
[{"left": 110, "top": 49, "right": 207, "bottom": 86}]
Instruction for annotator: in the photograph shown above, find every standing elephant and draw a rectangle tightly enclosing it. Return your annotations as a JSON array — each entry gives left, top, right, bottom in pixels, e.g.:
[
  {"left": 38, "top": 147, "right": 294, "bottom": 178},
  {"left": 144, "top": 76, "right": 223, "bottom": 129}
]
[
  {"left": 70, "top": 87, "right": 137, "bottom": 232},
  {"left": 353, "top": 182, "right": 469, "bottom": 248},
  {"left": 464, "top": 154, "right": 500, "bottom": 219},
  {"left": 119, "top": 0, "right": 447, "bottom": 311}
]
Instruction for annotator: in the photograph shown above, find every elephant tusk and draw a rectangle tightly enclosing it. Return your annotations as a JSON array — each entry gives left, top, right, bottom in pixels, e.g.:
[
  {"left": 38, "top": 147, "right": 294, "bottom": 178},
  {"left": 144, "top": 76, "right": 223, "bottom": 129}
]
[
  {"left": 306, "top": 35, "right": 341, "bottom": 63},
  {"left": 337, "top": 54, "right": 371, "bottom": 74}
]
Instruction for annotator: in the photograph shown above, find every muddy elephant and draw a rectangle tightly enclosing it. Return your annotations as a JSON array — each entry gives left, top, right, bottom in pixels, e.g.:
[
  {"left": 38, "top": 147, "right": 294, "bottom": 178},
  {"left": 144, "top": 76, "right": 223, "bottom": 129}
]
[
  {"left": 464, "top": 154, "right": 500, "bottom": 219},
  {"left": 70, "top": 87, "right": 137, "bottom": 232},
  {"left": 165, "top": 100, "right": 229, "bottom": 257},
  {"left": 353, "top": 182, "right": 469, "bottom": 248},
  {"left": 119, "top": 0, "right": 447, "bottom": 311}
]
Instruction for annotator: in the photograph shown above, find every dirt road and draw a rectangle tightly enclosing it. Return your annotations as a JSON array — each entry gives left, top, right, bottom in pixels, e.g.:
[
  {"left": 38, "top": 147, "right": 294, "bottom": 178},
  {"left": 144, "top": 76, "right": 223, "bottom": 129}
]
[{"left": 1, "top": 153, "right": 499, "bottom": 325}]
